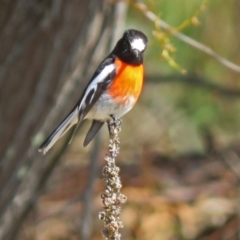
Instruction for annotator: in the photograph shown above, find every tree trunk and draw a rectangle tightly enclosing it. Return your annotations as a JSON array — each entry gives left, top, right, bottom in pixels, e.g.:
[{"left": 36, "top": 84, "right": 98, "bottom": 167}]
[{"left": 0, "top": 0, "right": 122, "bottom": 239}]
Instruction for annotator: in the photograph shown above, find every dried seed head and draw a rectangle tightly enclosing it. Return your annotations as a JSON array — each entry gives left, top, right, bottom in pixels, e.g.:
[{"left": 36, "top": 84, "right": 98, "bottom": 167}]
[
  {"left": 118, "top": 194, "right": 127, "bottom": 204},
  {"left": 99, "top": 211, "right": 106, "bottom": 221},
  {"left": 101, "top": 228, "right": 110, "bottom": 238},
  {"left": 103, "top": 197, "right": 115, "bottom": 207},
  {"left": 99, "top": 116, "right": 126, "bottom": 239},
  {"left": 107, "top": 221, "right": 119, "bottom": 233}
]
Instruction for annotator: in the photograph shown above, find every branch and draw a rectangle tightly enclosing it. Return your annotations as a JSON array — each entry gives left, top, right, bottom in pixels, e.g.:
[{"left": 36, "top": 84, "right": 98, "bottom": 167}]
[
  {"left": 99, "top": 116, "right": 127, "bottom": 240},
  {"left": 134, "top": 1, "right": 240, "bottom": 73},
  {"left": 36, "top": 193, "right": 83, "bottom": 223},
  {"left": 80, "top": 133, "right": 101, "bottom": 240},
  {"left": 147, "top": 74, "right": 240, "bottom": 97}
]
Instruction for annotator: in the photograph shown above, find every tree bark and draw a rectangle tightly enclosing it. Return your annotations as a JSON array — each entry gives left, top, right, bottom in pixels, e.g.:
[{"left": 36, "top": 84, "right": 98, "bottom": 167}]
[{"left": 0, "top": 0, "right": 121, "bottom": 239}]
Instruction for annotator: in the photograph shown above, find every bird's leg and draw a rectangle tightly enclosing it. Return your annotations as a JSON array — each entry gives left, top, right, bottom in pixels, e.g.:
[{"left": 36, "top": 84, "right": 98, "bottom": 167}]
[
  {"left": 107, "top": 114, "right": 122, "bottom": 138},
  {"left": 107, "top": 116, "right": 112, "bottom": 138}
]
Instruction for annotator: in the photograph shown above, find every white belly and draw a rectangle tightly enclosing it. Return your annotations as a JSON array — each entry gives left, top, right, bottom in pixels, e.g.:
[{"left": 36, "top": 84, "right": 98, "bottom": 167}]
[{"left": 85, "top": 93, "right": 136, "bottom": 121}]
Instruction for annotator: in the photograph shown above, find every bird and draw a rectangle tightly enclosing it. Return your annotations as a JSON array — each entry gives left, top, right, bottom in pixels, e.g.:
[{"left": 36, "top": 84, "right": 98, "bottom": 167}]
[{"left": 38, "top": 29, "right": 148, "bottom": 154}]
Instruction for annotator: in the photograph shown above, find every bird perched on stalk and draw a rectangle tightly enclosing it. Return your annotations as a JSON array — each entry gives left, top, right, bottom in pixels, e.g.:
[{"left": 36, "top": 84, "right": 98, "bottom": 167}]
[{"left": 39, "top": 29, "right": 148, "bottom": 154}]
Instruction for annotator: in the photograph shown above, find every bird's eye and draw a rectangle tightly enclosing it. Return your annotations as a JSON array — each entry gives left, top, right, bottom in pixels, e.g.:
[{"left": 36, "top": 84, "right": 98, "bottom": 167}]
[
  {"left": 124, "top": 41, "right": 130, "bottom": 49},
  {"left": 121, "top": 41, "right": 130, "bottom": 55}
]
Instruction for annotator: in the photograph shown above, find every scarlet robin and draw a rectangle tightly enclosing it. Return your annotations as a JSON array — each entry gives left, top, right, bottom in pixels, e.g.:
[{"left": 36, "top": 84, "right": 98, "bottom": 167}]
[{"left": 39, "top": 29, "right": 148, "bottom": 154}]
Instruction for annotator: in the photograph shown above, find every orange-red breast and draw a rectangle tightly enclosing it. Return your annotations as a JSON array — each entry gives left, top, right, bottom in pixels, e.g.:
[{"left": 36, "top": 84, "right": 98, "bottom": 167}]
[{"left": 39, "top": 29, "right": 148, "bottom": 154}]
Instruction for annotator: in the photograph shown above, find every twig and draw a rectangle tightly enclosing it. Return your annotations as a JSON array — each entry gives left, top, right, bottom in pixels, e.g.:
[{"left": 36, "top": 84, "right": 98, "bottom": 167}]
[
  {"left": 99, "top": 116, "right": 127, "bottom": 240},
  {"left": 80, "top": 133, "right": 101, "bottom": 240},
  {"left": 134, "top": 1, "right": 240, "bottom": 73},
  {"left": 36, "top": 193, "right": 83, "bottom": 223},
  {"left": 221, "top": 151, "right": 240, "bottom": 184},
  {"left": 146, "top": 74, "right": 240, "bottom": 97}
]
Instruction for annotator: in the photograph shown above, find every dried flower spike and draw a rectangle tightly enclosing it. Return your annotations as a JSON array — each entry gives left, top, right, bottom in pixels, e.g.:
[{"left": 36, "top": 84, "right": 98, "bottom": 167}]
[{"left": 99, "top": 115, "right": 127, "bottom": 240}]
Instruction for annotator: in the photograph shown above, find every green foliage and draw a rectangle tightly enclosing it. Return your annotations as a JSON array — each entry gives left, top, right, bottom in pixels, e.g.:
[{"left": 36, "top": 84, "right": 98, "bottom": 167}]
[
  {"left": 176, "top": 87, "right": 220, "bottom": 127},
  {"left": 127, "top": 0, "right": 240, "bottom": 153}
]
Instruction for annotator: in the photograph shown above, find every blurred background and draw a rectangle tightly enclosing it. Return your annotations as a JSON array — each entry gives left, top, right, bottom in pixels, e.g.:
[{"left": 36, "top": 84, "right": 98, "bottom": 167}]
[{"left": 1, "top": 0, "right": 240, "bottom": 239}]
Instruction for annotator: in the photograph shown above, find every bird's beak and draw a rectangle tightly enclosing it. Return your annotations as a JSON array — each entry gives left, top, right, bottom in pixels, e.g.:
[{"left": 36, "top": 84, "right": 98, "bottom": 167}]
[{"left": 133, "top": 49, "right": 140, "bottom": 57}]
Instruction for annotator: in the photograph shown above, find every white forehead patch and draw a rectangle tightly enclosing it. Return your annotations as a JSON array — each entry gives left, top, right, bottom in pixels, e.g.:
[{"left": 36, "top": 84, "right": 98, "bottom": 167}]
[{"left": 130, "top": 38, "right": 145, "bottom": 52}]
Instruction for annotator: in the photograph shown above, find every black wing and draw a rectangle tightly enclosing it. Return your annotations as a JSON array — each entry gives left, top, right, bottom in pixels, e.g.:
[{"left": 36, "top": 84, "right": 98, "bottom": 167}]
[{"left": 38, "top": 56, "right": 116, "bottom": 154}]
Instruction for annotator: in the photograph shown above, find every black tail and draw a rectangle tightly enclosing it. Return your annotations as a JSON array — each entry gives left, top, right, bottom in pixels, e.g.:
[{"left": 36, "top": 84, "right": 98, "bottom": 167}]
[
  {"left": 38, "top": 107, "right": 79, "bottom": 154},
  {"left": 83, "top": 120, "right": 104, "bottom": 147}
]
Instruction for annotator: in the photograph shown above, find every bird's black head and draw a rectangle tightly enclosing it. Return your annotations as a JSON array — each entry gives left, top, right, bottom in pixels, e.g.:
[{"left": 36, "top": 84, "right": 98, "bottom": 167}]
[{"left": 112, "top": 29, "right": 148, "bottom": 65}]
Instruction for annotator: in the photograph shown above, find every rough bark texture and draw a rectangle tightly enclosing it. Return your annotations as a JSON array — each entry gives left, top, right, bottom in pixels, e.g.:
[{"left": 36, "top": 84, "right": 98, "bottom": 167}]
[{"left": 0, "top": 0, "right": 120, "bottom": 239}]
